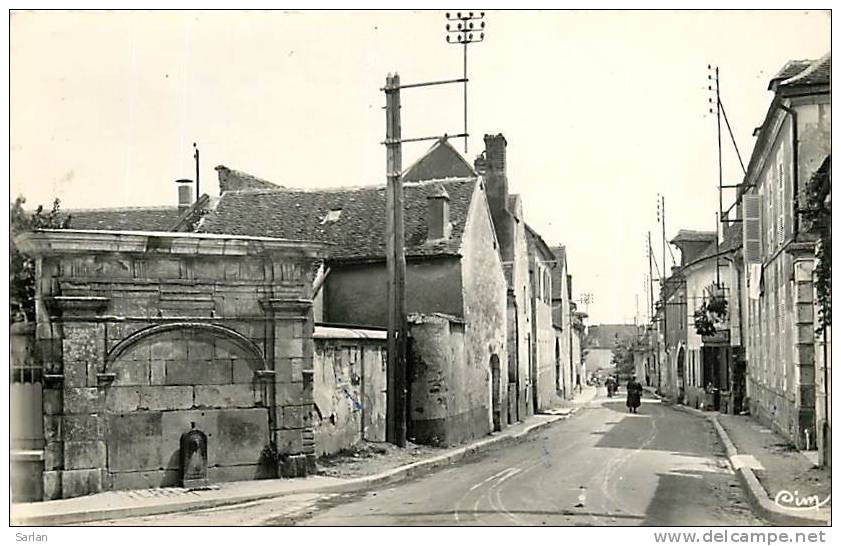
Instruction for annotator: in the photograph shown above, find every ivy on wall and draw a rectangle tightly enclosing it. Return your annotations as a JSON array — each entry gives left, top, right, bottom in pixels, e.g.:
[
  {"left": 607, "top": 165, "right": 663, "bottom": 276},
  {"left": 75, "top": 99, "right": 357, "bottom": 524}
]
[{"left": 802, "top": 156, "right": 831, "bottom": 331}]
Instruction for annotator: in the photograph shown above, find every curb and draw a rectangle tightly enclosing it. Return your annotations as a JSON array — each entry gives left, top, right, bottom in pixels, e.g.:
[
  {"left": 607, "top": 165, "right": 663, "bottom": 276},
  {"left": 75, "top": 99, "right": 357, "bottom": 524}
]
[
  {"left": 670, "top": 405, "right": 829, "bottom": 526},
  {"left": 13, "top": 407, "right": 585, "bottom": 526}
]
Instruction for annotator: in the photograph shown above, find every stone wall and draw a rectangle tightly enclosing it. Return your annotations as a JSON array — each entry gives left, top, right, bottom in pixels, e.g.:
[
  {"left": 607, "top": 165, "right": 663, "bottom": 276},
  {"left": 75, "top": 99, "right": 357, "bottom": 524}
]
[
  {"left": 408, "top": 314, "right": 490, "bottom": 446},
  {"left": 459, "top": 180, "right": 508, "bottom": 431},
  {"left": 312, "top": 326, "right": 387, "bottom": 456},
  {"left": 16, "top": 230, "right": 325, "bottom": 500}
]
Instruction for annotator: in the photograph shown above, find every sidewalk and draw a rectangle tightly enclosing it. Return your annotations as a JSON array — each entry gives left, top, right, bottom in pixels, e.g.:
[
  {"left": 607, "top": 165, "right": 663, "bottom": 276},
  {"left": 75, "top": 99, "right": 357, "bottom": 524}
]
[
  {"left": 716, "top": 414, "right": 831, "bottom": 525},
  {"left": 660, "top": 395, "right": 830, "bottom": 526},
  {"left": 12, "top": 386, "right": 596, "bottom": 526}
]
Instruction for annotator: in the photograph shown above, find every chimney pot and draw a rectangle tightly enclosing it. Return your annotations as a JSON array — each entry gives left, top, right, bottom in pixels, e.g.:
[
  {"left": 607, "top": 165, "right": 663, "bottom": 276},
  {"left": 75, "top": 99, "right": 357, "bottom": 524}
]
[
  {"left": 427, "top": 183, "right": 450, "bottom": 241},
  {"left": 176, "top": 179, "right": 194, "bottom": 214}
]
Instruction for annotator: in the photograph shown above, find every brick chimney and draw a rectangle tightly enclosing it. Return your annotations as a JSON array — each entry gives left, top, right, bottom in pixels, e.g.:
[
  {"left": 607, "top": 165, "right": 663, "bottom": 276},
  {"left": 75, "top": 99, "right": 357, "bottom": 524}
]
[
  {"left": 176, "top": 179, "right": 194, "bottom": 215},
  {"left": 482, "top": 134, "right": 508, "bottom": 220},
  {"left": 426, "top": 183, "right": 450, "bottom": 241}
]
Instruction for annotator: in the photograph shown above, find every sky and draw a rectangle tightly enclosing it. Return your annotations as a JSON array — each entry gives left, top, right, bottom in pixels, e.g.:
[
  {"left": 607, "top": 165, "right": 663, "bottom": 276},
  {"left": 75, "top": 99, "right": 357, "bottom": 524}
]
[{"left": 9, "top": 10, "right": 830, "bottom": 324}]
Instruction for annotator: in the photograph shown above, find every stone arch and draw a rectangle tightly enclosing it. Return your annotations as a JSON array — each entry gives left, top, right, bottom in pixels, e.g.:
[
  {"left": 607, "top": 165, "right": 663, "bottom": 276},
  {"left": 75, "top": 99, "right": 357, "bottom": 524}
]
[{"left": 106, "top": 323, "right": 265, "bottom": 370}]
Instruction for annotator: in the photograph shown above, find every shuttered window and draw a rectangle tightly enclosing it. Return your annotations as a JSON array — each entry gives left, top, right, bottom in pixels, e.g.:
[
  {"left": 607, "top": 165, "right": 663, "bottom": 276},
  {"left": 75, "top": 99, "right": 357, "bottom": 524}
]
[
  {"left": 776, "top": 150, "right": 785, "bottom": 248},
  {"left": 743, "top": 194, "right": 763, "bottom": 263}
]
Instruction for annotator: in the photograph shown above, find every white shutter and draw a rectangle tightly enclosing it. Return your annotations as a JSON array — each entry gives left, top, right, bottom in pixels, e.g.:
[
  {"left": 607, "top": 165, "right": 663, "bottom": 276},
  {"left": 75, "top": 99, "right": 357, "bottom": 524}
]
[
  {"left": 776, "top": 161, "right": 785, "bottom": 247},
  {"left": 743, "top": 194, "right": 762, "bottom": 263}
]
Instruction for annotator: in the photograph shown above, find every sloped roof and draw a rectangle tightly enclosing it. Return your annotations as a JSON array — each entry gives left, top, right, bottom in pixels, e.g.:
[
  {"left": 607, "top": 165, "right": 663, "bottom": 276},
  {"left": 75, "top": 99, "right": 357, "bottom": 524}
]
[
  {"left": 216, "top": 165, "right": 284, "bottom": 193},
  {"left": 671, "top": 229, "right": 717, "bottom": 244},
  {"left": 768, "top": 59, "right": 814, "bottom": 89},
  {"left": 402, "top": 138, "right": 476, "bottom": 182},
  {"left": 774, "top": 53, "right": 831, "bottom": 89},
  {"left": 549, "top": 245, "right": 567, "bottom": 299},
  {"left": 586, "top": 324, "right": 640, "bottom": 349},
  {"left": 197, "top": 177, "right": 478, "bottom": 261},
  {"left": 68, "top": 206, "right": 182, "bottom": 231},
  {"left": 525, "top": 223, "right": 554, "bottom": 260},
  {"left": 682, "top": 226, "right": 742, "bottom": 269}
]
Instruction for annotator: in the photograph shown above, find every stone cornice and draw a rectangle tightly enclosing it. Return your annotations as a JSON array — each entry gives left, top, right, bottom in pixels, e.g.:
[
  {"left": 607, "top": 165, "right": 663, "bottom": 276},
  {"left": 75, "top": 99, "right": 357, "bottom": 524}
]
[
  {"left": 48, "top": 296, "right": 110, "bottom": 314},
  {"left": 259, "top": 298, "right": 313, "bottom": 313},
  {"left": 15, "top": 229, "right": 329, "bottom": 259}
]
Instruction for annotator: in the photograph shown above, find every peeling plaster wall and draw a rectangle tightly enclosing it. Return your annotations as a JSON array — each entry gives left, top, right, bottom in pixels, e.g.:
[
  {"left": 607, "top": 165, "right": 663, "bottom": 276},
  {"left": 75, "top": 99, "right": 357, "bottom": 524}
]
[
  {"left": 312, "top": 335, "right": 386, "bottom": 456},
  {"left": 459, "top": 182, "right": 508, "bottom": 432},
  {"left": 409, "top": 315, "right": 489, "bottom": 446}
]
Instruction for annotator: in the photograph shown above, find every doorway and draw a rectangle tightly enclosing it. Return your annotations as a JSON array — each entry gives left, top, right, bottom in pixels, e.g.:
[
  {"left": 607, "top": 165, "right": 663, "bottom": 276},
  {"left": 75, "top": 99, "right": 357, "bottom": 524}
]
[
  {"left": 491, "top": 354, "right": 501, "bottom": 432},
  {"left": 677, "top": 347, "right": 686, "bottom": 404}
]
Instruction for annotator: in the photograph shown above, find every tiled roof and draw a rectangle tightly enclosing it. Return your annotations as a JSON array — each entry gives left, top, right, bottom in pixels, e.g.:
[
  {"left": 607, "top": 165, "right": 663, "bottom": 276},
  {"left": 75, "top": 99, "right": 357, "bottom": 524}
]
[
  {"left": 216, "top": 165, "right": 284, "bottom": 194},
  {"left": 403, "top": 138, "right": 476, "bottom": 182},
  {"left": 198, "top": 177, "right": 479, "bottom": 261},
  {"left": 768, "top": 59, "right": 813, "bottom": 89},
  {"left": 67, "top": 206, "right": 182, "bottom": 232},
  {"left": 586, "top": 324, "right": 640, "bottom": 349},
  {"left": 683, "top": 226, "right": 742, "bottom": 268},
  {"left": 671, "top": 229, "right": 717, "bottom": 244},
  {"left": 768, "top": 54, "right": 831, "bottom": 90},
  {"left": 525, "top": 223, "right": 554, "bottom": 259},
  {"left": 780, "top": 53, "right": 831, "bottom": 87},
  {"left": 549, "top": 245, "right": 567, "bottom": 299}
]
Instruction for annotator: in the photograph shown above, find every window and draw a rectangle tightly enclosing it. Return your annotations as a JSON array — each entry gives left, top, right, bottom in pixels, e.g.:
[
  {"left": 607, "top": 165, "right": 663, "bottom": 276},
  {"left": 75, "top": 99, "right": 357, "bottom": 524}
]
[
  {"left": 320, "top": 209, "right": 342, "bottom": 225},
  {"left": 766, "top": 170, "right": 775, "bottom": 252},
  {"left": 776, "top": 147, "right": 785, "bottom": 248}
]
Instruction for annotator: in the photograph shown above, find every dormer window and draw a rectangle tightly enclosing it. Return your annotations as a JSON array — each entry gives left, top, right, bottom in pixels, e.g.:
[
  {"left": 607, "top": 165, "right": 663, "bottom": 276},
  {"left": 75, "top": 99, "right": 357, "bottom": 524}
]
[{"left": 321, "top": 209, "right": 342, "bottom": 225}]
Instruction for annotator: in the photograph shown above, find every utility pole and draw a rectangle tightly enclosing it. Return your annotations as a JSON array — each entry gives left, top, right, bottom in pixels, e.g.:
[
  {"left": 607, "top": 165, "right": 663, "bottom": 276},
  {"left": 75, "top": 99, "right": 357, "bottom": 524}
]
[
  {"left": 384, "top": 74, "right": 407, "bottom": 447},
  {"left": 657, "top": 195, "right": 668, "bottom": 390},
  {"left": 647, "top": 230, "right": 659, "bottom": 391},
  {"left": 381, "top": 65, "right": 469, "bottom": 446},
  {"left": 647, "top": 232, "right": 655, "bottom": 321},
  {"left": 193, "top": 142, "right": 200, "bottom": 201},
  {"left": 713, "top": 66, "right": 723, "bottom": 288},
  {"left": 446, "top": 11, "right": 485, "bottom": 154}
]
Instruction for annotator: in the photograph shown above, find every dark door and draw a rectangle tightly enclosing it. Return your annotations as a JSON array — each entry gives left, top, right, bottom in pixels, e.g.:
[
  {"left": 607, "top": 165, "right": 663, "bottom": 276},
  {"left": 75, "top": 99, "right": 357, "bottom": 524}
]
[{"left": 491, "top": 354, "right": 501, "bottom": 432}]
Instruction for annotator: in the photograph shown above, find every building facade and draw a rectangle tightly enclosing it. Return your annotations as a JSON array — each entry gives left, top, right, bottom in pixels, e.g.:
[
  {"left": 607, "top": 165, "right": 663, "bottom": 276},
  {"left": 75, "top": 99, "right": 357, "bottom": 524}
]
[{"left": 740, "top": 54, "right": 830, "bottom": 449}]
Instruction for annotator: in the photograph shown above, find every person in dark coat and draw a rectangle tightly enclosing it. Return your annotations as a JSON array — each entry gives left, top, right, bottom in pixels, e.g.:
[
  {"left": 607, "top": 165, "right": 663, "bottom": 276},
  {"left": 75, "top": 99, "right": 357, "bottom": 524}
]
[
  {"left": 605, "top": 376, "right": 617, "bottom": 397},
  {"left": 626, "top": 376, "right": 643, "bottom": 413}
]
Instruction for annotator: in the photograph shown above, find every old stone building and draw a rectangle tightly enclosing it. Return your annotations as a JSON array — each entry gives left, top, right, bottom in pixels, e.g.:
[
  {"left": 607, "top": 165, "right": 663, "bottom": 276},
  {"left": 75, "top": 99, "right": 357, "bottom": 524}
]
[
  {"left": 197, "top": 137, "right": 509, "bottom": 446},
  {"left": 549, "top": 246, "right": 574, "bottom": 401},
  {"left": 526, "top": 226, "right": 564, "bottom": 411},
  {"left": 668, "top": 228, "right": 743, "bottom": 412},
  {"left": 739, "top": 53, "right": 830, "bottom": 449},
  {"left": 474, "top": 134, "right": 535, "bottom": 424},
  {"left": 15, "top": 229, "right": 327, "bottom": 499}
]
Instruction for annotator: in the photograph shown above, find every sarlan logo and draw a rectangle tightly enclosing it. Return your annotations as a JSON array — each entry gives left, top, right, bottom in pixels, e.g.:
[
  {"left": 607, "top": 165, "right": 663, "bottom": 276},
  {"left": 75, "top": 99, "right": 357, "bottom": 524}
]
[{"left": 774, "top": 489, "right": 831, "bottom": 511}]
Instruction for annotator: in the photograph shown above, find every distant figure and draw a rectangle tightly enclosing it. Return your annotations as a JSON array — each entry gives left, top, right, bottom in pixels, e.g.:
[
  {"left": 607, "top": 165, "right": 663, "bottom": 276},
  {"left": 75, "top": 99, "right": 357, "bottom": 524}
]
[
  {"left": 626, "top": 376, "right": 643, "bottom": 413},
  {"left": 575, "top": 373, "right": 582, "bottom": 394},
  {"left": 605, "top": 376, "right": 616, "bottom": 398}
]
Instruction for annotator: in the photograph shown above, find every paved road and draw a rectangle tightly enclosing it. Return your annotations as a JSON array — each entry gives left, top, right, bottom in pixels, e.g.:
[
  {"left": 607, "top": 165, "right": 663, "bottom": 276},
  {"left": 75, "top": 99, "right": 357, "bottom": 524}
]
[{"left": 95, "top": 392, "right": 764, "bottom": 526}]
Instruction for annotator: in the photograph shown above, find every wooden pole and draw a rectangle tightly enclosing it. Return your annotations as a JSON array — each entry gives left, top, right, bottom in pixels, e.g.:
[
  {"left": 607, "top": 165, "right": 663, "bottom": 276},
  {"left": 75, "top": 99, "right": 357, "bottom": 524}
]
[
  {"left": 385, "top": 74, "right": 407, "bottom": 447},
  {"left": 193, "top": 143, "right": 200, "bottom": 201}
]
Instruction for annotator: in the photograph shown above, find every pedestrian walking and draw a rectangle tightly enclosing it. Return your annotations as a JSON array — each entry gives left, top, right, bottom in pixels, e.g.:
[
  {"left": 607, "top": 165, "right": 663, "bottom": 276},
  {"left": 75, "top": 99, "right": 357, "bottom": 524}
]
[
  {"left": 626, "top": 375, "right": 643, "bottom": 413},
  {"left": 575, "top": 373, "right": 582, "bottom": 394},
  {"left": 605, "top": 376, "right": 616, "bottom": 397}
]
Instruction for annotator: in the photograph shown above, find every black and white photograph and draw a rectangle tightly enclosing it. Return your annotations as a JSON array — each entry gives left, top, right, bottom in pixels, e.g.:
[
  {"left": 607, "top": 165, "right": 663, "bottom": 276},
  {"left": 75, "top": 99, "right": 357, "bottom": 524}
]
[{"left": 5, "top": 5, "right": 832, "bottom": 537}]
